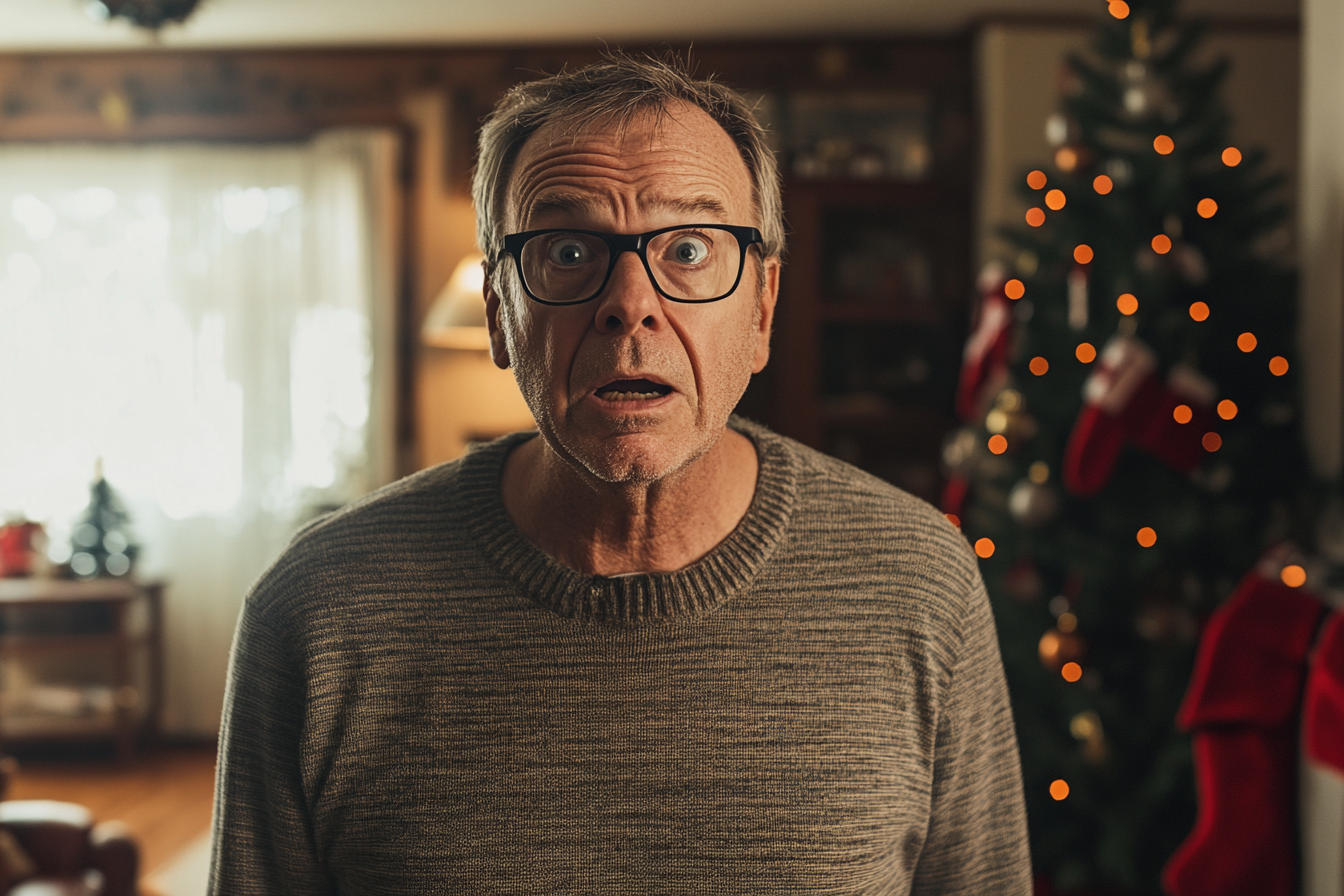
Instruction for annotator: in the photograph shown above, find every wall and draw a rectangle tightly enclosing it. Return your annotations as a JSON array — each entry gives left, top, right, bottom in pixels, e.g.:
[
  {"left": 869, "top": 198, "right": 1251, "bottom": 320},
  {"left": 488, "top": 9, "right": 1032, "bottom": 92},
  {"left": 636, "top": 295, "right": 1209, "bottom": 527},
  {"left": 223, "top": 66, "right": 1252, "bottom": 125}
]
[
  {"left": 1298, "top": 0, "right": 1344, "bottom": 480},
  {"left": 1299, "top": 0, "right": 1344, "bottom": 891},
  {"left": 401, "top": 92, "right": 535, "bottom": 468}
]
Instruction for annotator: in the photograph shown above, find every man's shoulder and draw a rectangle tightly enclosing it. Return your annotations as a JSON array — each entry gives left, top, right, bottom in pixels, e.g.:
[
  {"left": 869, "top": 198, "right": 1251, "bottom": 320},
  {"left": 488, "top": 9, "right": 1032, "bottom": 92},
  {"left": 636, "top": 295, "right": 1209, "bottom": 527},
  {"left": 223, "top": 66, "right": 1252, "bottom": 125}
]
[
  {"left": 244, "top": 434, "right": 522, "bottom": 616},
  {"left": 740, "top": 417, "right": 959, "bottom": 536},
  {"left": 738, "top": 416, "right": 979, "bottom": 593}
]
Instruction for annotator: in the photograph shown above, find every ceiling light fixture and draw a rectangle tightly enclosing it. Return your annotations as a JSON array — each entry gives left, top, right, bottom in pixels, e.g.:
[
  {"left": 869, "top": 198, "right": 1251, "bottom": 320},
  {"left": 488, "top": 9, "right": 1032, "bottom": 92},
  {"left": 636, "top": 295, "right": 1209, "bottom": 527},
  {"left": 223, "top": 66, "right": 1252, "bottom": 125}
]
[{"left": 84, "top": 0, "right": 204, "bottom": 30}]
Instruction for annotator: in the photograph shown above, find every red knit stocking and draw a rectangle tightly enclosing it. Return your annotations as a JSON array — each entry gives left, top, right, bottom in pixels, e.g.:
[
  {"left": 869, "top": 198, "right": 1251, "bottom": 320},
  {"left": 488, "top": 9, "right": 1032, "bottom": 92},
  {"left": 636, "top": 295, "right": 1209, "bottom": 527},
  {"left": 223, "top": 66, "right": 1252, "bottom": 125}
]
[
  {"left": 1162, "top": 569, "right": 1325, "bottom": 896},
  {"left": 1062, "top": 336, "right": 1216, "bottom": 496},
  {"left": 955, "top": 265, "right": 1014, "bottom": 423}
]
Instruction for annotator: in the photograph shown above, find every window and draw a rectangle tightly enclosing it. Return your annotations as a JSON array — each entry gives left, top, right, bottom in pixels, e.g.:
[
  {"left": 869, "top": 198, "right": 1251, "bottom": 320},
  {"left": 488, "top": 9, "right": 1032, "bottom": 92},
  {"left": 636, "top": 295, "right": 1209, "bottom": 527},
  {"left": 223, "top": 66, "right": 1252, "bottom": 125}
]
[{"left": 0, "top": 131, "right": 399, "bottom": 734}]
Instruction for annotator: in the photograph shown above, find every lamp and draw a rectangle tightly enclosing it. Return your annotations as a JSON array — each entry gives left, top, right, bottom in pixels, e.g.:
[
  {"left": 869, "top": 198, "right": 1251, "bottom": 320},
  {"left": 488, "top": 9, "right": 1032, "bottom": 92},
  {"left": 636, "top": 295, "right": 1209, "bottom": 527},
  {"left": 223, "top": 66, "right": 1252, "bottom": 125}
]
[
  {"left": 85, "top": 0, "right": 204, "bottom": 29},
  {"left": 422, "top": 254, "right": 490, "bottom": 351}
]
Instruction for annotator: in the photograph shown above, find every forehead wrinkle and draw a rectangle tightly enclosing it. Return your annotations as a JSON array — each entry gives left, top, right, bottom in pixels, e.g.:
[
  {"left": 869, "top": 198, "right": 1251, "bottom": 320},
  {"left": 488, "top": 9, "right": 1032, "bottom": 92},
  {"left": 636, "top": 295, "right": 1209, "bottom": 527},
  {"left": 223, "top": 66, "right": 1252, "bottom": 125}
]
[
  {"left": 508, "top": 109, "right": 755, "bottom": 232},
  {"left": 523, "top": 191, "right": 731, "bottom": 231}
]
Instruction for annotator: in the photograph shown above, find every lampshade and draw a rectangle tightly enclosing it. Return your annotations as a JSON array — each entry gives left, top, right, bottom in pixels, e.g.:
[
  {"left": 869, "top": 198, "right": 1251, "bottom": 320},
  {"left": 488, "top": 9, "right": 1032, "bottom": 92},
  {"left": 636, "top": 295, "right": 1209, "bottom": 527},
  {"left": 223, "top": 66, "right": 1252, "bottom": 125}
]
[{"left": 422, "top": 254, "right": 490, "bottom": 351}]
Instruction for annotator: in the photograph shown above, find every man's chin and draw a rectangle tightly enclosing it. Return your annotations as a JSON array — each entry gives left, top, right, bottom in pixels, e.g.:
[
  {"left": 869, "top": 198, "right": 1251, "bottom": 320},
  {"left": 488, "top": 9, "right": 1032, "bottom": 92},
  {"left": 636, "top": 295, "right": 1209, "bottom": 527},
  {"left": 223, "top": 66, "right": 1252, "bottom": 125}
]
[{"left": 552, "top": 427, "right": 719, "bottom": 489}]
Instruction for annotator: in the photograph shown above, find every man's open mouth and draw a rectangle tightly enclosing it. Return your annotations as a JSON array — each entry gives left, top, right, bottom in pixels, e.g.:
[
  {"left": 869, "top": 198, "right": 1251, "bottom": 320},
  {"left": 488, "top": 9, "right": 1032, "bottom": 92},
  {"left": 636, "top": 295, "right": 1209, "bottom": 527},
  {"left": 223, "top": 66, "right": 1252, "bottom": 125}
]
[{"left": 596, "top": 379, "right": 674, "bottom": 401}]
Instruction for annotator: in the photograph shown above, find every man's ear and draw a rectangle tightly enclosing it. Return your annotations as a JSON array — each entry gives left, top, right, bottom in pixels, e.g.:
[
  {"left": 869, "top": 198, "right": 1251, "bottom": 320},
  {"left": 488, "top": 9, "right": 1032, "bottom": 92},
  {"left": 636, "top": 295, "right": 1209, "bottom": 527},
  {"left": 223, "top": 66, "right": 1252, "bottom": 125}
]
[
  {"left": 482, "top": 262, "right": 512, "bottom": 370},
  {"left": 751, "top": 255, "right": 781, "bottom": 374}
]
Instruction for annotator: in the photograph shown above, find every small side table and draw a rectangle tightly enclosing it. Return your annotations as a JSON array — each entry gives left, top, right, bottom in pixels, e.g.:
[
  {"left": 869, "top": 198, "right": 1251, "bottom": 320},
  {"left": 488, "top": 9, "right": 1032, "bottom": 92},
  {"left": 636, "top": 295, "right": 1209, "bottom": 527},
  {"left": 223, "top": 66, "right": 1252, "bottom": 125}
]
[{"left": 0, "top": 577, "right": 163, "bottom": 761}]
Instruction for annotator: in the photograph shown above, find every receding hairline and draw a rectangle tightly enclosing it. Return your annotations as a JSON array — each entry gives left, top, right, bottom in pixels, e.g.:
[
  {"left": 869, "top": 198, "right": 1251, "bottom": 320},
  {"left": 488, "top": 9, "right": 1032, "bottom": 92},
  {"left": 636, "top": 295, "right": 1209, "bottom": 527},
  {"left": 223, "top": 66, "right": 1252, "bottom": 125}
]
[{"left": 473, "top": 51, "right": 786, "bottom": 272}]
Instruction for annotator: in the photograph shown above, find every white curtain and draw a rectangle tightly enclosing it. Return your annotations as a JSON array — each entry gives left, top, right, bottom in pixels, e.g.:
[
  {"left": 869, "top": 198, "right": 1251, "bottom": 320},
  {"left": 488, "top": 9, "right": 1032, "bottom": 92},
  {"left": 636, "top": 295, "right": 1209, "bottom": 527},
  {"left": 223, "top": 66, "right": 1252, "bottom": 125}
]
[{"left": 0, "top": 130, "right": 400, "bottom": 736}]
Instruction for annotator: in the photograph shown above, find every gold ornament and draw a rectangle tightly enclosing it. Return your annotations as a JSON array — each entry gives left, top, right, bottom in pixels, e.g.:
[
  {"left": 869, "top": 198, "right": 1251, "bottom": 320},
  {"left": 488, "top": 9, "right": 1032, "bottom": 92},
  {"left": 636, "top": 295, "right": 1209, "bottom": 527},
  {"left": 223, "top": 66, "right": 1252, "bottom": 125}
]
[
  {"left": 1070, "top": 711, "right": 1108, "bottom": 763},
  {"left": 1009, "top": 478, "right": 1059, "bottom": 528},
  {"left": 1039, "top": 627, "right": 1086, "bottom": 673}
]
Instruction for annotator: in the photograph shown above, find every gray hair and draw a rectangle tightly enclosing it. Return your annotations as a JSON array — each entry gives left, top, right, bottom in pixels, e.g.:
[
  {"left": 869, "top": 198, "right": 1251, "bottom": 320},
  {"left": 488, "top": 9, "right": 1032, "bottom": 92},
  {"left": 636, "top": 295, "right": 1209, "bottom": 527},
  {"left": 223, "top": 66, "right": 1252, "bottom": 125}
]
[{"left": 471, "top": 52, "right": 785, "bottom": 278}]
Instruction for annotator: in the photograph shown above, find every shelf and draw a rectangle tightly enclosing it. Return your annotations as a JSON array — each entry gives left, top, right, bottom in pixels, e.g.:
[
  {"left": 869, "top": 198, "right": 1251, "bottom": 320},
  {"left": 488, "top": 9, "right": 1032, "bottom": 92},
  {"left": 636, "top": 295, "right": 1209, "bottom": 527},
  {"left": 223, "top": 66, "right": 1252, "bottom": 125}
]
[
  {"left": 0, "top": 578, "right": 162, "bottom": 759},
  {"left": 816, "top": 302, "right": 948, "bottom": 324},
  {"left": 0, "top": 712, "right": 120, "bottom": 740},
  {"left": 820, "top": 395, "right": 952, "bottom": 444},
  {"left": 0, "top": 634, "right": 141, "bottom": 653},
  {"left": 0, "top": 577, "right": 147, "bottom": 605},
  {"left": 782, "top": 177, "right": 971, "bottom": 206}
]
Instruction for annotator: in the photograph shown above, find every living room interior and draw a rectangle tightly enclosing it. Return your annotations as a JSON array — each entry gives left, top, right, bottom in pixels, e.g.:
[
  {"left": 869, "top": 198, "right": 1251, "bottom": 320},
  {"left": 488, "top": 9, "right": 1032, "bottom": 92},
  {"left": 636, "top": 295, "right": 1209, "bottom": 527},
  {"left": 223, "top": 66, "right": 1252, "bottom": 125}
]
[{"left": 0, "top": 0, "right": 1336, "bottom": 893}]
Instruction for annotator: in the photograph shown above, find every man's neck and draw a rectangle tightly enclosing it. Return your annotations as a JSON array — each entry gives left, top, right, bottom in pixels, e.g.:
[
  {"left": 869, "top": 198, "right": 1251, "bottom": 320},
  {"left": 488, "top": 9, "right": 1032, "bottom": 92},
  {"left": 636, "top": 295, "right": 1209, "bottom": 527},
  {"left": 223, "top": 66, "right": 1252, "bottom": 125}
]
[{"left": 499, "top": 427, "right": 759, "bottom": 576}]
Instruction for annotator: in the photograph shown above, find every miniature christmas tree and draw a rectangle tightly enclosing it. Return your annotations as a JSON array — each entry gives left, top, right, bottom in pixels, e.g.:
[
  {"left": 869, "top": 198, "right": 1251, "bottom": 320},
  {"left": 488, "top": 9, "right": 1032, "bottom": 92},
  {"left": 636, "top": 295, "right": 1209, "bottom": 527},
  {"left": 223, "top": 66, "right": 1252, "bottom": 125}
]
[
  {"left": 70, "top": 460, "right": 139, "bottom": 579},
  {"left": 947, "top": 0, "right": 1306, "bottom": 890}
]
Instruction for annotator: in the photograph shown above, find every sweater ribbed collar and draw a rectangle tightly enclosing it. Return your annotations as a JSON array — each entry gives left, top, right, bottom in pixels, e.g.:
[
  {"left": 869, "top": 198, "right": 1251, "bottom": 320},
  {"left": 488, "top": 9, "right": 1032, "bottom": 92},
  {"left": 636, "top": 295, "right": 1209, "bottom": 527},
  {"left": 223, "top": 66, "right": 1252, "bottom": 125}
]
[{"left": 456, "top": 417, "right": 797, "bottom": 625}]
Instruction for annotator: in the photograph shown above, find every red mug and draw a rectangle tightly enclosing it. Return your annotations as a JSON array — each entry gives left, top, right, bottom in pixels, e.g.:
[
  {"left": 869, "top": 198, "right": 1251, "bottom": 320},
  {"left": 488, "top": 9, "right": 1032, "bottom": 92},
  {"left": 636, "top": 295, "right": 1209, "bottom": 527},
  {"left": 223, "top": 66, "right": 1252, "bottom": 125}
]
[{"left": 0, "top": 521, "right": 43, "bottom": 578}]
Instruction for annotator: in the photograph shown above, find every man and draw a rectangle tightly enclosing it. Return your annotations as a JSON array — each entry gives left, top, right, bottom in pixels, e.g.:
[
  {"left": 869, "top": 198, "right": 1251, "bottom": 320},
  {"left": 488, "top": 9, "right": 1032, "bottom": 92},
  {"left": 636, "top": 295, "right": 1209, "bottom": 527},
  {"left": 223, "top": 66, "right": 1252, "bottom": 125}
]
[{"left": 210, "top": 54, "right": 1031, "bottom": 894}]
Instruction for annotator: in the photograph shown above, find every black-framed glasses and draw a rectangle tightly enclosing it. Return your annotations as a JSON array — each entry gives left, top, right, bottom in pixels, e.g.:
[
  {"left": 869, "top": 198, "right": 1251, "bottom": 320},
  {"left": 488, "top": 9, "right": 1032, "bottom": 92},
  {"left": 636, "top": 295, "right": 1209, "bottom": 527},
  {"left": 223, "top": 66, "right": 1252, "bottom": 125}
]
[{"left": 500, "top": 223, "right": 763, "bottom": 306}]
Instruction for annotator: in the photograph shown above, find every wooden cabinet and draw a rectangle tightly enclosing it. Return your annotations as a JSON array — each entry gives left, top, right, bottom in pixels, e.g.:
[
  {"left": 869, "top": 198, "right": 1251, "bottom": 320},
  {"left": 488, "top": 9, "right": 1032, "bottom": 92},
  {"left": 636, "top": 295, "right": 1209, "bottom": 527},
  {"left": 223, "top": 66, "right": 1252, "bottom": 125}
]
[
  {"left": 732, "top": 45, "right": 974, "bottom": 504},
  {"left": 0, "top": 578, "right": 162, "bottom": 760}
]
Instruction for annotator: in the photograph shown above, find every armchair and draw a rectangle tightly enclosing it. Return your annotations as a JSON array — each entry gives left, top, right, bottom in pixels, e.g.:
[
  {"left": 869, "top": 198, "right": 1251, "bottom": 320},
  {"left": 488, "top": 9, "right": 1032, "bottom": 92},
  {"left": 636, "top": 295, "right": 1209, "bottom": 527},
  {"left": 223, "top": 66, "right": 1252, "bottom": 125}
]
[{"left": 0, "top": 800, "right": 138, "bottom": 896}]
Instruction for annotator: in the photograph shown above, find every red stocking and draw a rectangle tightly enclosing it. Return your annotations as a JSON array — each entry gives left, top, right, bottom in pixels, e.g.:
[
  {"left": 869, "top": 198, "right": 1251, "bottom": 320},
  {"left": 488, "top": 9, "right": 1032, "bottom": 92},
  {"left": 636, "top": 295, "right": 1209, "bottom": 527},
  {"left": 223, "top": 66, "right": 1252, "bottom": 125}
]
[
  {"left": 955, "top": 264, "right": 1014, "bottom": 423},
  {"left": 1162, "top": 568, "right": 1325, "bottom": 896},
  {"left": 1062, "top": 336, "right": 1217, "bottom": 496}
]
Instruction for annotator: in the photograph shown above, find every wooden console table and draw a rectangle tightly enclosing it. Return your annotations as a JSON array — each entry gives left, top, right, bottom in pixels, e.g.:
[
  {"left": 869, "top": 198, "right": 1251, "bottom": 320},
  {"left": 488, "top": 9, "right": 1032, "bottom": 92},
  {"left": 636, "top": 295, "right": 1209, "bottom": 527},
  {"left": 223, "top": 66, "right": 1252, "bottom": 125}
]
[{"left": 0, "top": 578, "right": 163, "bottom": 760}]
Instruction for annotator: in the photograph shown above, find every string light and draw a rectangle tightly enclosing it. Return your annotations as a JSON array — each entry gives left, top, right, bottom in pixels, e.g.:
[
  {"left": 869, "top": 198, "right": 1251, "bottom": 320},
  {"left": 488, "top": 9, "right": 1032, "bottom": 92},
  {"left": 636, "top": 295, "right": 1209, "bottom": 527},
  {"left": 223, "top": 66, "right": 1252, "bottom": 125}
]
[
  {"left": 1116, "top": 293, "right": 1138, "bottom": 315},
  {"left": 1154, "top": 135, "right": 1175, "bottom": 155},
  {"left": 1005, "top": 279, "right": 1026, "bottom": 299},
  {"left": 1197, "top": 198, "right": 1218, "bottom": 218},
  {"left": 1282, "top": 565, "right": 1307, "bottom": 588},
  {"left": 1076, "top": 342, "right": 1097, "bottom": 363},
  {"left": 1026, "top": 207, "right": 1046, "bottom": 227},
  {"left": 1217, "top": 399, "right": 1238, "bottom": 420},
  {"left": 1152, "top": 234, "right": 1172, "bottom": 254},
  {"left": 1173, "top": 405, "right": 1193, "bottom": 424},
  {"left": 1202, "top": 432, "right": 1223, "bottom": 452},
  {"left": 1269, "top": 356, "right": 1289, "bottom": 376},
  {"left": 1074, "top": 244, "right": 1094, "bottom": 264},
  {"left": 1136, "top": 527, "right": 1157, "bottom": 547},
  {"left": 1050, "top": 779, "right": 1071, "bottom": 800},
  {"left": 1058, "top": 612, "right": 1077, "bottom": 632},
  {"left": 1029, "top": 461, "right": 1050, "bottom": 483},
  {"left": 1094, "top": 175, "right": 1113, "bottom": 194},
  {"left": 988, "top": 434, "right": 1009, "bottom": 455},
  {"left": 1062, "top": 662, "right": 1083, "bottom": 682},
  {"left": 1109, "top": 0, "right": 1130, "bottom": 18},
  {"left": 975, "top": 538, "right": 996, "bottom": 558},
  {"left": 1056, "top": 147, "right": 1080, "bottom": 172},
  {"left": 1028, "top": 170, "right": 1048, "bottom": 189},
  {"left": 1222, "top": 147, "right": 1242, "bottom": 166},
  {"left": 945, "top": 513, "right": 961, "bottom": 529},
  {"left": 1045, "top": 189, "right": 1067, "bottom": 210},
  {"left": 1237, "top": 332, "right": 1258, "bottom": 352},
  {"left": 1030, "top": 356, "right": 1050, "bottom": 375},
  {"left": 1188, "top": 301, "right": 1209, "bottom": 321}
]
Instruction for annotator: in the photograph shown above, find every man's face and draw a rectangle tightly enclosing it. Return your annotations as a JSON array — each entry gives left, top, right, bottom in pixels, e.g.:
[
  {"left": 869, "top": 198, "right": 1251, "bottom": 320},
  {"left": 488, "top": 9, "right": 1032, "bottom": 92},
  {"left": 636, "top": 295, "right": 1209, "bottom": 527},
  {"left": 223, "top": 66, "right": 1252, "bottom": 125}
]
[{"left": 486, "top": 101, "right": 779, "bottom": 486}]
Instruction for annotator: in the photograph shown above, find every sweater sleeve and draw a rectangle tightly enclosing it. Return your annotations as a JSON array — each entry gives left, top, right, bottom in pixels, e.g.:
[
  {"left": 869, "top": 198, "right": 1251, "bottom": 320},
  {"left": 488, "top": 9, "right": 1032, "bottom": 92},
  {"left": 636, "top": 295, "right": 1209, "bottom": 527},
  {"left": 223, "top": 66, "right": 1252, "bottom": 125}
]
[
  {"left": 911, "top": 553, "right": 1033, "bottom": 895},
  {"left": 208, "top": 581, "right": 334, "bottom": 896}
]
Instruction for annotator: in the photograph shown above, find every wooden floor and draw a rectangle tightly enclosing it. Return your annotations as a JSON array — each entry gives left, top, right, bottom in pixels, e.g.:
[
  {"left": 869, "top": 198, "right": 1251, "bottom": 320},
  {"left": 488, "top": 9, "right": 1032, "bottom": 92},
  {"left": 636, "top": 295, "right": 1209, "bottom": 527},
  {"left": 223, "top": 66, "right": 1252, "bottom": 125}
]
[{"left": 6, "top": 744, "right": 217, "bottom": 889}]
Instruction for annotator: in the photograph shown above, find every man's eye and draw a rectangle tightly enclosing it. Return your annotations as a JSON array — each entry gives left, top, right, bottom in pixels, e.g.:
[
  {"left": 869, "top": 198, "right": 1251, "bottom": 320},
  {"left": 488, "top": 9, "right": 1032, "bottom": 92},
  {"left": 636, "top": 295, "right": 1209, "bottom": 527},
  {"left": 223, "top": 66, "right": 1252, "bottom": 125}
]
[
  {"left": 668, "top": 235, "right": 710, "bottom": 265},
  {"left": 548, "top": 239, "right": 592, "bottom": 266}
]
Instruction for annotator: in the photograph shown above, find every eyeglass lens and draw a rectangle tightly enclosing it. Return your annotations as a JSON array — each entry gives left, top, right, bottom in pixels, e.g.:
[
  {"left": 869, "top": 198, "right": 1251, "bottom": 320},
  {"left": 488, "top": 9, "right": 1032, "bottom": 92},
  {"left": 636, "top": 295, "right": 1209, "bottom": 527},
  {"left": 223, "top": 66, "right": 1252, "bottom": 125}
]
[{"left": 519, "top": 227, "right": 743, "bottom": 304}]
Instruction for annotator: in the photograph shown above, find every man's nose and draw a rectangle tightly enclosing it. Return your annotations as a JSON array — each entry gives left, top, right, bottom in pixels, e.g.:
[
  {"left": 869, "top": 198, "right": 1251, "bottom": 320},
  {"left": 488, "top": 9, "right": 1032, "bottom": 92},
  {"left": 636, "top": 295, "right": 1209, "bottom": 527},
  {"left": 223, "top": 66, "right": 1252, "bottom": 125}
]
[{"left": 592, "top": 250, "right": 664, "bottom": 336}]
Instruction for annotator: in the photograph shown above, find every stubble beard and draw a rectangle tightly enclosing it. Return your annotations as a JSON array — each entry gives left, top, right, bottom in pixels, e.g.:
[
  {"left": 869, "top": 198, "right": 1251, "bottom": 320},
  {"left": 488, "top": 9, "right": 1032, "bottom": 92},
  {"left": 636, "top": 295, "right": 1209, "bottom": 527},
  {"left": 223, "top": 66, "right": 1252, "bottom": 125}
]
[{"left": 500, "top": 284, "right": 761, "bottom": 490}]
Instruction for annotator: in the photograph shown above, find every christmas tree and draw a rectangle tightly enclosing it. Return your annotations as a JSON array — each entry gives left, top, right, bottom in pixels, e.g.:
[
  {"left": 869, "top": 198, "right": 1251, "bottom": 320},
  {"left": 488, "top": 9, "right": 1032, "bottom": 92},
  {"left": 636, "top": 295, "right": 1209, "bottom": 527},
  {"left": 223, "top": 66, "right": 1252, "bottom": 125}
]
[
  {"left": 947, "top": 0, "right": 1306, "bottom": 890},
  {"left": 69, "top": 461, "right": 139, "bottom": 579}
]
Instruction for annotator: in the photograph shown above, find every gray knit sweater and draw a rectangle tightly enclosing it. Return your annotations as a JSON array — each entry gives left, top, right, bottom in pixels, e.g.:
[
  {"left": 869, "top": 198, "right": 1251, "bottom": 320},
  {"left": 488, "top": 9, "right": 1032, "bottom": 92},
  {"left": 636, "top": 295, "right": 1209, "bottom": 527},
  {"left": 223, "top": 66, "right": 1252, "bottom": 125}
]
[{"left": 209, "top": 418, "right": 1031, "bottom": 895}]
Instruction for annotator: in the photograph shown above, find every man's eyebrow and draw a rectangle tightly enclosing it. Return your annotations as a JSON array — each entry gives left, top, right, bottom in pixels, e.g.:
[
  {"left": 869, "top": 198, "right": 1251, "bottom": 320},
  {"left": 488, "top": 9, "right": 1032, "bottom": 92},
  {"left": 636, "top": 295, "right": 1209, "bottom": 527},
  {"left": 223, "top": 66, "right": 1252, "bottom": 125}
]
[
  {"left": 524, "top": 191, "right": 605, "bottom": 222},
  {"left": 522, "top": 192, "right": 732, "bottom": 226}
]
